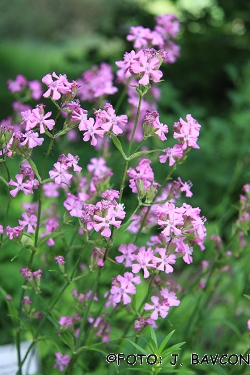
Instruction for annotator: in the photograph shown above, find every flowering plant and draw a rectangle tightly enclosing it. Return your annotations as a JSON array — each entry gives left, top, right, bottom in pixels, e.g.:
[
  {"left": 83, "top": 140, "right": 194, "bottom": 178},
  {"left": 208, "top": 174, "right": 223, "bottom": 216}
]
[{"left": 0, "top": 14, "right": 207, "bottom": 374}]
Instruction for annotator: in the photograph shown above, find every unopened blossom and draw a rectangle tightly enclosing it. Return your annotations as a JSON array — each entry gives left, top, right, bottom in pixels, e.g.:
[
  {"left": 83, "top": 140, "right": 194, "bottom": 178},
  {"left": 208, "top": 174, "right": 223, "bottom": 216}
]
[
  {"left": 54, "top": 352, "right": 70, "bottom": 372},
  {"left": 22, "top": 296, "right": 32, "bottom": 305},
  {"left": 55, "top": 256, "right": 65, "bottom": 265}
]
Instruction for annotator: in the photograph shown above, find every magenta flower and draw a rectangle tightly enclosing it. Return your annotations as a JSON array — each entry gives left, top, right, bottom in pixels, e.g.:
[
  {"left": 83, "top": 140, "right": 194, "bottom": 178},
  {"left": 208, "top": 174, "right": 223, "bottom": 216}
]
[
  {"left": 115, "top": 243, "right": 137, "bottom": 268},
  {"left": 154, "top": 249, "right": 176, "bottom": 273},
  {"left": 20, "top": 131, "right": 44, "bottom": 149},
  {"left": 18, "top": 210, "right": 37, "bottom": 233},
  {"left": 144, "top": 295, "right": 169, "bottom": 320},
  {"left": 42, "top": 72, "right": 73, "bottom": 100},
  {"left": 77, "top": 62, "right": 117, "bottom": 102},
  {"left": 132, "top": 246, "right": 156, "bottom": 278},
  {"left": 93, "top": 207, "right": 122, "bottom": 238},
  {"left": 53, "top": 352, "right": 70, "bottom": 372},
  {"left": 9, "top": 174, "right": 33, "bottom": 197},
  {"left": 80, "top": 117, "right": 105, "bottom": 146},
  {"left": 110, "top": 274, "right": 136, "bottom": 305},
  {"left": 159, "top": 144, "right": 184, "bottom": 166},
  {"left": 96, "top": 103, "right": 128, "bottom": 135},
  {"left": 131, "top": 50, "right": 163, "bottom": 85},
  {"left": 23, "top": 105, "right": 55, "bottom": 134},
  {"left": 127, "top": 26, "right": 152, "bottom": 49},
  {"left": 173, "top": 114, "right": 201, "bottom": 150},
  {"left": 49, "top": 162, "right": 73, "bottom": 185}
]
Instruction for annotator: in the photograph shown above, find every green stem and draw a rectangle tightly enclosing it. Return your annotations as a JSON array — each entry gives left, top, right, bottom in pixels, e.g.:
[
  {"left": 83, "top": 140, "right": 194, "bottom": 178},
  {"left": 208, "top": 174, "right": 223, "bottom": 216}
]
[
  {"left": 119, "top": 93, "right": 143, "bottom": 203},
  {"left": 0, "top": 155, "right": 11, "bottom": 248}
]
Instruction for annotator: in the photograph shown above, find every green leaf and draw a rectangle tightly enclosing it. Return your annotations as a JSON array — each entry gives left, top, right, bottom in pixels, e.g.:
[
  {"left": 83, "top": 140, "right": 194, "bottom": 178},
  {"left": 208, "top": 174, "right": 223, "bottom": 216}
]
[
  {"left": 0, "top": 287, "right": 19, "bottom": 325},
  {"left": 113, "top": 219, "right": 134, "bottom": 239},
  {"left": 158, "top": 330, "right": 175, "bottom": 355},
  {"left": 161, "top": 342, "right": 186, "bottom": 358},
  {"left": 127, "top": 340, "right": 148, "bottom": 356},
  {"left": 110, "top": 134, "right": 127, "bottom": 159},
  {"left": 208, "top": 363, "right": 228, "bottom": 375},
  {"left": 59, "top": 330, "right": 74, "bottom": 350},
  {"left": 244, "top": 294, "right": 250, "bottom": 301},
  {"left": 128, "top": 149, "right": 159, "bottom": 161}
]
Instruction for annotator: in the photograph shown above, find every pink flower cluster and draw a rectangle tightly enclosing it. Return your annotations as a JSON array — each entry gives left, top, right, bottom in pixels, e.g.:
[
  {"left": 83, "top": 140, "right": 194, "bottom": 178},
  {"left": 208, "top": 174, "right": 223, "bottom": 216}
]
[
  {"left": 7, "top": 74, "right": 42, "bottom": 100},
  {"left": 64, "top": 188, "right": 125, "bottom": 238},
  {"left": 77, "top": 103, "right": 128, "bottom": 146},
  {"left": 159, "top": 114, "right": 201, "bottom": 166},
  {"left": 126, "top": 14, "right": 180, "bottom": 63},
  {"left": 77, "top": 63, "right": 118, "bottom": 102},
  {"left": 42, "top": 72, "right": 79, "bottom": 101},
  {"left": 116, "top": 49, "right": 164, "bottom": 86}
]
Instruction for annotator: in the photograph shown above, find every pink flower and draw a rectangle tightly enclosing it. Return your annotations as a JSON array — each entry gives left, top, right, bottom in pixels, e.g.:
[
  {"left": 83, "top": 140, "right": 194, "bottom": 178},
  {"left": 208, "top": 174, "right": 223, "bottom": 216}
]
[
  {"left": 7, "top": 74, "right": 27, "bottom": 93},
  {"left": 154, "top": 249, "right": 176, "bottom": 273},
  {"left": 42, "top": 72, "right": 73, "bottom": 100},
  {"left": 131, "top": 50, "right": 163, "bottom": 85},
  {"left": 110, "top": 274, "right": 137, "bottom": 305},
  {"left": 115, "top": 243, "right": 137, "bottom": 268},
  {"left": 23, "top": 105, "right": 55, "bottom": 134},
  {"left": 80, "top": 117, "right": 105, "bottom": 146},
  {"left": 9, "top": 174, "right": 33, "bottom": 197},
  {"left": 127, "top": 26, "right": 152, "bottom": 49},
  {"left": 96, "top": 103, "right": 128, "bottom": 135},
  {"left": 160, "top": 288, "right": 180, "bottom": 306},
  {"left": 159, "top": 144, "right": 184, "bottom": 166},
  {"left": 18, "top": 210, "right": 37, "bottom": 233},
  {"left": 64, "top": 193, "right": 83, "bottom": 217},
  {"left": 144, "top": 296, "right": 169, "bottom": 320},
  {"left": 132, "top": 247, "right": 156, "bottom": 278},
  {"left": 20, "top": 131, "right": 44, "bottom": 148},
  {"left": 93, "top": 207, "right": 122, "bottom": 238},
  {"left": 77, "top": 63, "right": 118, "bottom": 102},
  {"left": 54, "top": 352, "right": 70, "bottom": 372},
  {"left": 49, "top": 162, "right": 73, "bottom": 185},
  {"left": 173, "top": 114, "right": 201, "bottom": 150}
]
